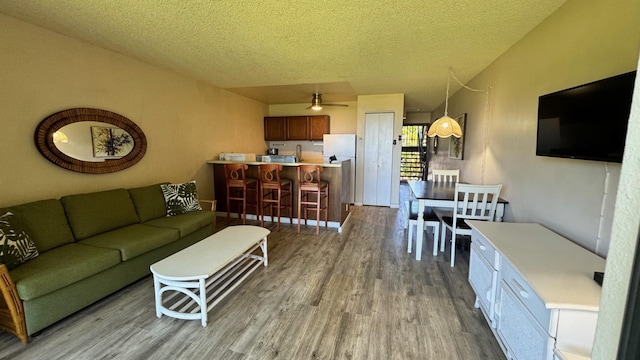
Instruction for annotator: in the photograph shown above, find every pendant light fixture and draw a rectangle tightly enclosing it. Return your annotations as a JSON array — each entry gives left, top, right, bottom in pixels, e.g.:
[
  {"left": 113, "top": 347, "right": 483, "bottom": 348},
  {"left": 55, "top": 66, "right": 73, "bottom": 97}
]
[{"left": 427, "top": 68, "right": 462, "bottom": 138}]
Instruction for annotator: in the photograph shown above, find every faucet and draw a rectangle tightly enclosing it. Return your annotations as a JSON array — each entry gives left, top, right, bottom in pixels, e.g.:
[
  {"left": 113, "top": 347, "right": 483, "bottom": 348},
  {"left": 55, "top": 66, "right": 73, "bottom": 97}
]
[{"left": 295, "top": 144, "right": 303, "bottom": 162}]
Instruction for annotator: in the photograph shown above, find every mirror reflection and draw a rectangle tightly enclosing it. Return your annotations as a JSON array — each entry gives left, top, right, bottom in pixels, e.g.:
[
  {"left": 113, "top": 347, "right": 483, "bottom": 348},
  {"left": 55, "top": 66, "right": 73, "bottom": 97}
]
[
  {"left": 53, "top": 122, "right": 135, "bottom": 162},
  {"left": 35, "top": 108, "right": 147, "bottom": 174}
]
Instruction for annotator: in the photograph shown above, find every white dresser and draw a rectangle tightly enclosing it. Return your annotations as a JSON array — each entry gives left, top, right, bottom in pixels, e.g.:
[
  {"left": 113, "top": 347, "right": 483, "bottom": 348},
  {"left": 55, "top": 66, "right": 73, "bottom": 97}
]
[{"left": 466, "top": 221, "right": 606, "bottom": 360}]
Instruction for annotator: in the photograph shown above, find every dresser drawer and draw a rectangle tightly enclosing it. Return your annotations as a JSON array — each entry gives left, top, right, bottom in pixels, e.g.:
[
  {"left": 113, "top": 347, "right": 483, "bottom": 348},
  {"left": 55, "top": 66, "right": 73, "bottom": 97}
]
[
  {"left": 500, "top": 259, "right": 554, "bottom": 334},
  {"left": 469, "top": 243, "right": 498, "bottom": 324},
  {"left": 498, "top": 283, "right": 555, "bottom": 360},
  {"left": 471, "top": 230, "right": 499, "bottom": 269}
]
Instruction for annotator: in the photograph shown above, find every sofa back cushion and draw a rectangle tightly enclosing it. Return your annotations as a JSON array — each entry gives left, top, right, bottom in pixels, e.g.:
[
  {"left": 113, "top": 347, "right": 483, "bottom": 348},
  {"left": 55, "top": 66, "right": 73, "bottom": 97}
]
[
  {"left": 61, "top": 189, "right": 140, "bottom": 240},
  {"left": 128, "top": 183, "right": 168, "bottom": 222},
  {"left": 1, "top": 199, "right": 75, "bottom": 252}
]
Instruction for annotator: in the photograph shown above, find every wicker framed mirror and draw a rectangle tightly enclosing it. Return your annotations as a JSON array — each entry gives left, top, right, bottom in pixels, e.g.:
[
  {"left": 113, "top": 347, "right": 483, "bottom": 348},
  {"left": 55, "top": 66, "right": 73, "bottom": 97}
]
[{"left": 34, "top": 108, "right": 147, "bottom": 174}]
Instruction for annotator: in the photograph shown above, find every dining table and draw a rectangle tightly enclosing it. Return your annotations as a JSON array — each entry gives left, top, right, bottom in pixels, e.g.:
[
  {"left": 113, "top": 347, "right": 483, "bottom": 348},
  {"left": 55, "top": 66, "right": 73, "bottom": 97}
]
[{"left": 407, "top": 180, "right": 509, "bottom": 261}]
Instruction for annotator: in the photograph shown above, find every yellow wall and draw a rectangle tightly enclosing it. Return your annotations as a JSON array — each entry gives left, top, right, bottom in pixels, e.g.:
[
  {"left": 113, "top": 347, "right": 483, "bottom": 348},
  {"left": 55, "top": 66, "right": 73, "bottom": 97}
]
[{"left": 0, "top": 14, "right": 267, "bottom": 205}]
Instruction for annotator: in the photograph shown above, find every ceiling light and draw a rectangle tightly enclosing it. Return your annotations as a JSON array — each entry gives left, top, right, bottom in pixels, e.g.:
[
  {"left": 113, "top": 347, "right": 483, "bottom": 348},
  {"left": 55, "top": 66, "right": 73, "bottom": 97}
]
[
  {"left": 311, "top": 93, "right": 323, "bottom": 111},
  {"left": 428, "top": 68, "right": 462, "bottom": 138}
]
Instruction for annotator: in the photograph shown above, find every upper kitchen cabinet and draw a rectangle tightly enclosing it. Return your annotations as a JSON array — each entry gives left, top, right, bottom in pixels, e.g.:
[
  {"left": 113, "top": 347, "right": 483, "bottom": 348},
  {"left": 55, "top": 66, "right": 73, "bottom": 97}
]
[
  {"left": 264, "top": 117, "right": 287, "bottom": 140},
  {"left": 309, "top": 116, "right": 330, "bottom": 140},
  {"left": 264, "top": 116, "right": 330, "bottom": 141},
  {"left": 287, "top": 116, "right": 309, "bottom": 140}
]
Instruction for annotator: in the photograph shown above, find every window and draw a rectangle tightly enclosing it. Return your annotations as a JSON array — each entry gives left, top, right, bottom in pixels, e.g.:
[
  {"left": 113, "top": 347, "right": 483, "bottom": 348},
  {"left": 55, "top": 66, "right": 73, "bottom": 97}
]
[{"left": 401, "top": 125, "right": 429, "bottom": 181}]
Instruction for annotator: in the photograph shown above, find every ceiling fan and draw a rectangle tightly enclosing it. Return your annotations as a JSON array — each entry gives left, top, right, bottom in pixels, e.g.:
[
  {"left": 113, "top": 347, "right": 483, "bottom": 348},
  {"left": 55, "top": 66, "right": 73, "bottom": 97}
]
[{"left": 306, "top": 93, "right": 348, "bottom": 110}]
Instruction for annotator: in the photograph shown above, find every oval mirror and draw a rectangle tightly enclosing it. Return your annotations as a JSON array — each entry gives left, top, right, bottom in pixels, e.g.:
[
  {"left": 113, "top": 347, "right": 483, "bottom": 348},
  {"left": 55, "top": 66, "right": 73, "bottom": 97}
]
[{"left": 35, "top": 108, "right": 147, "bottom": 174}]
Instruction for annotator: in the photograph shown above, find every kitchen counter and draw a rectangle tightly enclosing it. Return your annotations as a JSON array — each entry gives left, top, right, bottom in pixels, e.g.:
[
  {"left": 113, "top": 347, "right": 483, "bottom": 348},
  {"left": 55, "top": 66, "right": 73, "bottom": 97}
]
[
  {"left": 207, "top": 159, "right": 352, "bottom": 231},
  {"left": 207, "top": 159, "right": 344, "bottom": 168}
]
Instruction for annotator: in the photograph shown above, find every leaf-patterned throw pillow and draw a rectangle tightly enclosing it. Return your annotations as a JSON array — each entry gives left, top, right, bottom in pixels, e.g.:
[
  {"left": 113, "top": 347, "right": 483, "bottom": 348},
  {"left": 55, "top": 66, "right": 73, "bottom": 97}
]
[
  {"left": 160, "top": 181, "right": 202, "bottom": 216},
  {"left": 0, "top": 212, "right": 39, "bottom": 270}
]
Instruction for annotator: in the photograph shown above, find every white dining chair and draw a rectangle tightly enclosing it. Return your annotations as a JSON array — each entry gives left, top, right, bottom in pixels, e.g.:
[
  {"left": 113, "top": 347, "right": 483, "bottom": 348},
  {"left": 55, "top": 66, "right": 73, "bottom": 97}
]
[
  {"left": 432, "top": 169, "right": 460, "bottom": 183},
  {"left": 405, "top": 201, "right": 441, "bottom": 259},
  {"left": 437, "top": 183, "right": 503, "bottom": 267}
]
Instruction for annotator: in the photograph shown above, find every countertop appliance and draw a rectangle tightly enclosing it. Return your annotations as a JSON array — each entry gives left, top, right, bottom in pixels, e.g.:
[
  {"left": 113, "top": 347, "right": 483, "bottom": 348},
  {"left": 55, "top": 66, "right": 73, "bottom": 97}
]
[{"left": 323, "top": 134, "right": 356, "bottom": 203}]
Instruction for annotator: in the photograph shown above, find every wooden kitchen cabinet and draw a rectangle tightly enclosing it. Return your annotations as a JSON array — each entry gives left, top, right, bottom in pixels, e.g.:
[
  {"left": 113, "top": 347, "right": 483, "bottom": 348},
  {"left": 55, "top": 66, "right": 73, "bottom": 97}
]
[
  {"left": 286, "top": 116, "right": 309, "bottom": 140},
  {"left": 264, "top": 117, "right": 287, "bottom": 141},
  {"left": 309, "top": 115, "right": 330, "bottom": 140},
  {"left": 264, "top": 116, "right": 330, "bottom": 141}
]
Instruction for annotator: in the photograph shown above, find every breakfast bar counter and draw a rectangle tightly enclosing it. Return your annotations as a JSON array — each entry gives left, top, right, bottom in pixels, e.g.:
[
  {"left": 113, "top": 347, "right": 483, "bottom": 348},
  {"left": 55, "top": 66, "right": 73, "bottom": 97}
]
[{"left": 207, "top": 159, "right": 352, "bottom": 230}]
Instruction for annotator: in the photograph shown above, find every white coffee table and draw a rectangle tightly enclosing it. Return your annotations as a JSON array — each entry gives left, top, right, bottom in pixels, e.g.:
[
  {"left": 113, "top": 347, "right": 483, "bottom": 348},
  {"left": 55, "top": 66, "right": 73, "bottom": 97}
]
[{"left": 150, "top": 225, "right": 270, "bottom": 326}]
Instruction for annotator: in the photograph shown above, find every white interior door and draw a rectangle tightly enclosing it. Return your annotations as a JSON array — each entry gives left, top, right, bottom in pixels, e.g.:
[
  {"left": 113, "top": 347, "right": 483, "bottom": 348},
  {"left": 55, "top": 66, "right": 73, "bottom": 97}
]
[{"left": 363, "top": 112, "right": 394, "bottom": 206}]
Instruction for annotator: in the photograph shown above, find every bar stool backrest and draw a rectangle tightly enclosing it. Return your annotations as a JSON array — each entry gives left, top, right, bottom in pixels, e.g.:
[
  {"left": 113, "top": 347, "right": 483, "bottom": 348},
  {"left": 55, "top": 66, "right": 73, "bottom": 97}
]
[
  {"left": 258, "top": 164, "right": 283, "bottom": 187},
  {"left": 224, "top": 163, "right": 249, "bottom": 187},
  {"left": 297, "top": 165, "right": 323, "bottom": 190}
]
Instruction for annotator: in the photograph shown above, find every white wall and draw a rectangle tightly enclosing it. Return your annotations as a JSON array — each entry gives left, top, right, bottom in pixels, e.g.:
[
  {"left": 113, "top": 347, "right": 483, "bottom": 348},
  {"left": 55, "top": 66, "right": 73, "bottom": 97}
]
[
  {"left": 593, "top": 51, "right": 640, "bottom": 360},
  {"left": 429, "top": 0, "right": 640, "bottom": 257}
]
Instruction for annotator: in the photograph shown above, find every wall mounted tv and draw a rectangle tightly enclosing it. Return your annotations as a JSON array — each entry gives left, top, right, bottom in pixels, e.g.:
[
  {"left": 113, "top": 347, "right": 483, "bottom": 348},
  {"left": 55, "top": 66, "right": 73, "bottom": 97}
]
[{"left": 536, "top": 70, "right": 636, "bottom": 163}]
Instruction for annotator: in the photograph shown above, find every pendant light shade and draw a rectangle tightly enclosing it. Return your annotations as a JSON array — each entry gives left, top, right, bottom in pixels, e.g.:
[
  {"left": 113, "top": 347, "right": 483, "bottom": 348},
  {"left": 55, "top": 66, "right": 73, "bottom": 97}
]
[
  {"left": 427, "top": 115, "right": 462, "bottom": 138},
  {"left": 428, "top": 68, "right": 462, "bottom": 138}
]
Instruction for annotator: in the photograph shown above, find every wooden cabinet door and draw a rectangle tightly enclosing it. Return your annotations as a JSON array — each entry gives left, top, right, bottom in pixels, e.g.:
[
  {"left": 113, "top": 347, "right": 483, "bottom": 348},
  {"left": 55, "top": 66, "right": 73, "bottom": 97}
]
[
  {"left": 287, "top": 116, "right": 309, "bottom": 140},
  {"left": 309, "top": 115, "right": 330, "bottom": 140},
  {"left": 264, "top": 117, "right": 287, "bottom": 140}
]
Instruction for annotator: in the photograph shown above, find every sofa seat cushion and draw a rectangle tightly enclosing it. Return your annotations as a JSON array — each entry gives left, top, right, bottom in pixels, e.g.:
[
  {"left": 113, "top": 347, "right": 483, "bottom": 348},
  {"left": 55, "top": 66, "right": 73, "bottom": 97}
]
[
  {"left": 1, "top": 199, "right": 75, "bottom": 252},
  {"left": 79, "top": 224, "right": 180, "bottom": 261},
  {"left": 61, "top": 189, "right": 140, "bottom": 240},
  {"left": 143, "top": 210, "right": 215, "bottom": 237},
  {"left": 10, "top": 243, "right": 121, "bottom": 301}
]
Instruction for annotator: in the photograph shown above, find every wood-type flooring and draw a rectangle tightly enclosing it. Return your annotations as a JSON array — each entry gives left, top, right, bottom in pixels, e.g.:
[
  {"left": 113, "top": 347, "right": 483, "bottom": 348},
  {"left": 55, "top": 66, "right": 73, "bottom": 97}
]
[{"left": 0, "top": 184, "right": 505, "bottom": 360}]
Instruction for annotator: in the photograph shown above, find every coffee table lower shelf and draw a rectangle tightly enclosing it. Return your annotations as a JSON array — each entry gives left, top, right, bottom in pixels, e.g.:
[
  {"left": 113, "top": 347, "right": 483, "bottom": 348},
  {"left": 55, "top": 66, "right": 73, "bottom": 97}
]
[{"left": 150, "top": 225, "right": 269, "bottom": 326}]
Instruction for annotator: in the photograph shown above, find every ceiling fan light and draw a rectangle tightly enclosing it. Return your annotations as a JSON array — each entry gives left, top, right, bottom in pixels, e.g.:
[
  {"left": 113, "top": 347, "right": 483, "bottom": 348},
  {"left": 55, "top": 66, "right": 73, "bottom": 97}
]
[
  {"left": 310, "top": 93, "right": 323, "bottom": 110},
  {"left": 427, "top": 115, "right": 462, "bottom": 138}
]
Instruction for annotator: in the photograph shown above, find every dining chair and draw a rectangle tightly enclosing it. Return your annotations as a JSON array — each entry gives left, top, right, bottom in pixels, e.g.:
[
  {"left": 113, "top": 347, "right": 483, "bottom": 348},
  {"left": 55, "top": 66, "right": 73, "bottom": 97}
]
[
  {"left": 432, "top": 169, "right": 460, "bottom": 183},
  {"left": 437, "top": 183, "right": 503, "bottom": 267},
  {"left": 405, "top": 201, "right": 441, "bottom": 259}
]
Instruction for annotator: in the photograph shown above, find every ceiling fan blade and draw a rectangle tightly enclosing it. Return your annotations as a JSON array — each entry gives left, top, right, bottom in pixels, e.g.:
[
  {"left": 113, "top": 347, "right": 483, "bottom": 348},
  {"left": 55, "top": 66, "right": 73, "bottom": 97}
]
[{"left": 323, "top": 103, "right": 349, "bottom": 107}]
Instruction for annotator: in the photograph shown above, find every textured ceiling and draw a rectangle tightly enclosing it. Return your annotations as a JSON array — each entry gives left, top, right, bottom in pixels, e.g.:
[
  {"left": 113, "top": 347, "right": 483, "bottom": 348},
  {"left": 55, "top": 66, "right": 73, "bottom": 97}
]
[{"left": 0, "top": 0, "right": 567, "bottom": 112}]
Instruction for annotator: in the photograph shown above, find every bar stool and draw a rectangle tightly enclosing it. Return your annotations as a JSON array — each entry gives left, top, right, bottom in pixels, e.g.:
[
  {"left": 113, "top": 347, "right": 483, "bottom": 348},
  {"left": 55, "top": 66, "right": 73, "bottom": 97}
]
[
  {"left": 224, "top": 163, "right": 258, "bottom": 225},
  {"left": 297, "top": 165, "right": 329, "bottom": 234},
  {"left": 258, "top": 164, "right": 293, "bottom": 231}
]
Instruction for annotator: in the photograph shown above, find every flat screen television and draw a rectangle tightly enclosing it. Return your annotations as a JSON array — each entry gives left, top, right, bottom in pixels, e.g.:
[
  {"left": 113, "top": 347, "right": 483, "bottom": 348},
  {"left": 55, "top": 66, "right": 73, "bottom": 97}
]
[{"left": 536, "top": 71, "right": 636, "bottom": 163}]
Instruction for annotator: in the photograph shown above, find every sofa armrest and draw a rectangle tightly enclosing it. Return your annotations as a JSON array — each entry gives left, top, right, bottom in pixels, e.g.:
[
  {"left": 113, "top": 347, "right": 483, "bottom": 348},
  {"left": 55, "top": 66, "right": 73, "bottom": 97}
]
[
  {"left": 199, "top": 199, "right": 217, "bottom": 211},
  {"left": 0, "top": 264, "right": 28, "bottom": 344},
  {"left": 199, "top": 200, "right": 217, "bottom": 228}
]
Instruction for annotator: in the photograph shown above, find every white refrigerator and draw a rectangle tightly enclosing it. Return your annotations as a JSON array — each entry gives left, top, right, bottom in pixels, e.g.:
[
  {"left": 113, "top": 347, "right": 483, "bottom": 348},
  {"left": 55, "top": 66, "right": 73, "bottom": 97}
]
[{"left": 323, "top": 134, "right": 356, "bottom": 203}]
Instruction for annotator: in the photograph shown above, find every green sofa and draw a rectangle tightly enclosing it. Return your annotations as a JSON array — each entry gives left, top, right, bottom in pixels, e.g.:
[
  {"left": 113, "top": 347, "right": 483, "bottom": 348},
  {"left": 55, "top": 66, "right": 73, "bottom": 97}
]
[{"left": 0, "top": 183, "right": 216, "bottom": 342}]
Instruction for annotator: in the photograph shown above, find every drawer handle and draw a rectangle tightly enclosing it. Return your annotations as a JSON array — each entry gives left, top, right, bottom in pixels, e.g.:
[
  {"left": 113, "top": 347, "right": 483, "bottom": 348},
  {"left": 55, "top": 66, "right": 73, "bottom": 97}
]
[{"left": 511, "top": 279, "right": 529, "bottom": 298}]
